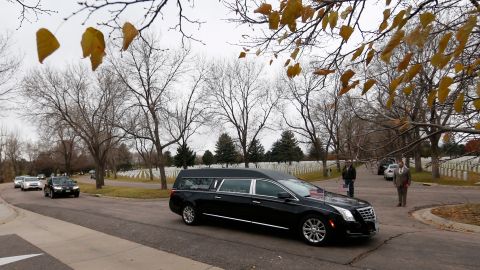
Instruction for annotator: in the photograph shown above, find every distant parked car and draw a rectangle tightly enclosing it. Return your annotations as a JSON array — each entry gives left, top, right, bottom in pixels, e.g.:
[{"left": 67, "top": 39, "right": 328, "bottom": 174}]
[
  {"left": 21, "top": 177, "right": 42, "bottom": 191},
  {"left": 13, "top": 176, "right": 25, "bottom": 188},
  {"left": 89, "top": 170, "right": 96, "bottom": 179},
  {"left": 377, "top": 158, "right": 395, "bottom": 175},
  {"left": 44, "top": 177, "right": 80, "bottom": 199},
  {"left": 37, "top": 174, "right": 46, "bottom": 180},
  {"left": 383, "top": 164, "right": 398, "bottom": 181},
  {"left": 170, "top": 168, "right": 378, "bottom": 246}
]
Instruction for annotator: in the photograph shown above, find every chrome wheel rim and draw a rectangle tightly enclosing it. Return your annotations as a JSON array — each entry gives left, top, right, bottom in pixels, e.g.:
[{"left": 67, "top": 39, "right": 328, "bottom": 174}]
[
  {"left": 302, "top": 218, "right": 326, "bottom": 243},
  {"left": 183, "top": 206, "right": 195, "bottom": 224}
]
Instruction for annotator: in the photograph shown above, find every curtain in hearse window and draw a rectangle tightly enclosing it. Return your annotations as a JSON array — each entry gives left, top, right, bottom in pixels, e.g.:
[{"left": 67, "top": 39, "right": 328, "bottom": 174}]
[
  {"left": 177, "top": 178, "right": 214, "bottom": 190},
  {"left": 218, "top": 179, "right": 251, "bottom": 194}
]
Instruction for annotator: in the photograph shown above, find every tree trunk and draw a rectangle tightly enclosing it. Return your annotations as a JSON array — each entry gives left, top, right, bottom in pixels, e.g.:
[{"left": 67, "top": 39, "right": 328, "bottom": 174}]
[
  {"left": 157, "top": 151, "right": 168, "bottom": 189},
  {"left": 95, "top": 162, "right": 105, "bottom": 189},
  {"left": 322, "top": 159, "right": 328, "bottom": 177},
  {"left": 430, "top": 135, "right": 441, "bottom": 179},
  {"left": 148, "top": 165, "right": 154, "bottom": 181},
  {"left": 414, "top": 148, "right": 422, "bottom": 172}
]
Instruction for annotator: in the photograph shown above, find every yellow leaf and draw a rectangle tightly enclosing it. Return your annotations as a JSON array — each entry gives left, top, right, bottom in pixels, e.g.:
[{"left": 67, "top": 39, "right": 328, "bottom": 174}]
[
  {"left": 339, "top": 80, "right": 359, "bottom": 96},
  {"left": 316, "top": 8, "right": 325, "bottom": 20},
  {"left": 269, "top": 59, "right": 273, "bottom": 65},
  {"left": 288, "top": 21, "right": 297, "bottom": 32},
  {"left": 366, "top": 49, "right": 375, "bottom": 66},
  {"left": 454, "top": 16, "right": 477, "bottom": 58},
  {"left": 339, "top": 25, "right": 354, "bottom": 42},
  {"left": 36, "top": 28, "right": 60, "bottom": 63},
  {"left": 291, "top": 47, "right": 300, "bottom": 59},
  {"left": 122, "top": 22, "right": 139, "bottom": 51},
  {"left": 280, "top": 0, "right": 302, "bottom": 26},
  {"left": 389, "top": 75, "right": 404, "bottom": 93},
  {"left": 473, "top": 99, "right": 480, "bottom": 110},
  {"left": 378, "top": 20, "right": 388, "bottom": 33},
  {"left": 351, "top": 44, "right": 365, "bottom": 61},
  {"left": 386, "top": 0, "right": 392, "bottom": 5},
  {"left": 340, "top": 6, "right": 353, "bottom": 20},
  {"left": 477, "top": 81, "right": 480, "bottom": 96},
  {"left": 427, "top": 90, "right": 437, "bottom": 108},
  {"left": 278, "top": 31, "right": 288, "bottom": 44},
  {"left": 322, "top": 13, "right": 329, "bottom": 30},
  {"left": 301, "top": 5, "right": 315, "bottom": 23},
  {"left": 431, "top": 53, "right": 452, "bottom": 69},
  {"left": 403, "top": 83, "right": 415, "bottom": 95},
  {"left": 254, "top": 3, "right": 272, "bottom": 15},
  {"left": 269, "top": 11, "right": 280, "bottom": 29},
  {"left": 255, "top": 48, "right": 261, "bottom": 56},
  {"left": 381, "top": 30, "right": 405, "bottom": 63},
  {"left": 438, "top": 76, "right": 454, "bottom": 104},
  {"left": 313, "top": 69, "right": 335, "bottom": 76},
  {"left": 386, "top": 92, "right": 395, "bottom": 109},
  {"left": 284, "top": 59, "right": 291, "bottom": 66},
  {"left": 403, "top": 64, "right": 422, "bottom": 83},
  {"left": 295, "top": 38, "right": 302, "bottom": 47},
  {"left": 438, "top": 32, "right": 452, "bottom": 53},
  {"left": 397, "top": 52, "right": 413, "bottom": 72},
  {"left": 239, "top": 51, "right": 246, "bottom": 58},
  {"left": 280, "top": 0, "right": 287, "bottom": 11},
  {"left": 329, "top": 11, "right": 338, "bottom": 30},
  {"left": 454, "top": 93, "right": 464, "bottom": 112},
  {"left": 454, "top": 63, "right": 464, "bottom": 73},
  {"left": 340, "top": 69, "right": 355, "bottom": 87},
  {"left": 362, "top": 79, "right": 376, "bottom": 95},
  {"left": 90, "top": 47, "right": 105, "bottom": 71},
  {"left": 390, "top": 10, "right": 406, "bottom": 30},
  {"left": 383, "top": 9, "right": 391, "bottom": 21},
  {"left": 419, "top": 12, "right": 435, "bottom": 28},
  {"left": 81, "top": 27, "right": 105, "bottom": 59},
  {"left": 287, "top": 63, "right": 302, "bottom": 78},
  {"left": 475, "top": 123, "right": 480, "bottom": 130}
]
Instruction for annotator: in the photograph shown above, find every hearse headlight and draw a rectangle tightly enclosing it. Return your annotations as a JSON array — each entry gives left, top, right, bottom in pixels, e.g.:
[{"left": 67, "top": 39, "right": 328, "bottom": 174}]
[
  {"left": 330, "top": 205, "right": 356, "bottom": 222},
  {"left": 54, "top": 186, "right": 63, "bottom": 190},
  {"left": 73, "top": 186, "right": 79, "bottom": 189}
]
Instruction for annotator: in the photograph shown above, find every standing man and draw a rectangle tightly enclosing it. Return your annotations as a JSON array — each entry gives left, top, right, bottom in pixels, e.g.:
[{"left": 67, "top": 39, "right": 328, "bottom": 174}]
[
  {"left": 342, "top": 161, "right": 356, "bottom": 197},
  {"left": 393, "top": 160, "right": 411, "bottom": 207}
]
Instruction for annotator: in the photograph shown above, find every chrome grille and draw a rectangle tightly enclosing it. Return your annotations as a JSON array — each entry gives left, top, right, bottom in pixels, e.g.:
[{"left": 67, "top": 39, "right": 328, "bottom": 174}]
[{"left": 357, "top": 206, "right": 376, "bottom": 222}]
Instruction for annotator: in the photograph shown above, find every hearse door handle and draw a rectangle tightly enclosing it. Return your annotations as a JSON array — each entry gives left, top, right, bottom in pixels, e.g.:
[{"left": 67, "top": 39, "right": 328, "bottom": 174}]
[
  {"left": 252, "top": 200, "right": 261, "bottom": 204},
  {"left": 214, "top": 196, "right": 222, "bottom": 199}
]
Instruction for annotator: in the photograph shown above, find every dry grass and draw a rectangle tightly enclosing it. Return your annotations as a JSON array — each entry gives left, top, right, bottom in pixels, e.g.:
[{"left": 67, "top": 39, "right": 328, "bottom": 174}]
[
  {"left": 432, "top": 204, "right": 480, "bottom": 226},
  {"left": 78, "top": 183, "right": 170, "bottom": 199},
  {"left": 296, "top": 169, "right": 341, "bottom": 182},
  {"left": 411, "top": 170, "right": 479, "bottom": 186}
]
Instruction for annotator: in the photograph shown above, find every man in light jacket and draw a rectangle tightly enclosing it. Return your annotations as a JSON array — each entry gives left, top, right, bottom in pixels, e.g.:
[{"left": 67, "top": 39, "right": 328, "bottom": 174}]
[{"left": 393, "top": 160, "right": 411, "bottom": 207}]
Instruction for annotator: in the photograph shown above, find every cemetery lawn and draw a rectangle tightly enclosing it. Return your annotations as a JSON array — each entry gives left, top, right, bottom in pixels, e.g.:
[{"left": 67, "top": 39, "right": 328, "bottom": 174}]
[
  {"left": 431, "top": 204, "right": 480, "bottom": 226},
  {"left": 296, "top": 169, "right": 342, "bottom": 182},
  {"left": 106, "top": 175, "right": 176, "bottom": 184},
  {"left": 411, "top": 170, "right": 480, "bottom": 186},
  {"left": 78, "top": 183, "right": 170, "bottom": 199}
]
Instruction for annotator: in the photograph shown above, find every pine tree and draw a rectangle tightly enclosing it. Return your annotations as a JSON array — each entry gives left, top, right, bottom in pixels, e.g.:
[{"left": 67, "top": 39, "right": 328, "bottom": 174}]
[
  {"left": 248, "top": 139, "right": 265, "bottom": 167},
  {"left": 215, "top": 133, "right": 237, "bottom": 168},
  {"left": 202, "top": 150, "right": 215, "bottom": 167},
  {"left": 173, "top": 144, "right": 196, "bottom": 169},
  {"left": 270, "top": 131, "right": 304, "bottom": 165}
]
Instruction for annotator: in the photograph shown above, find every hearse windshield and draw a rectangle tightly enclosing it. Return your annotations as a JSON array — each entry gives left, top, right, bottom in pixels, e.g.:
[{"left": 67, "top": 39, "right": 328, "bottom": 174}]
[{"left": 278, "top": 179, "right": 324, "bottom": 198}]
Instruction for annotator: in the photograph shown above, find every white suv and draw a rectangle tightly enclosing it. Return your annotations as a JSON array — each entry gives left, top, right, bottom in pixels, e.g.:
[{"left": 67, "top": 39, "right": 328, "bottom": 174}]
[
  {"left": 21, "top": 176, "right": 42, "bottom": 191},
  {"left": 384, "top": 164, "right": 398, "bottom": 181}
]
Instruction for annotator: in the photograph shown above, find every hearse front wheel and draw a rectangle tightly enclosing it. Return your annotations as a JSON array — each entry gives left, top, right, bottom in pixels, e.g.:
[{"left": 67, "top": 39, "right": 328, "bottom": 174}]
[
  {"left": 182, "top": 204, "right": 198, "bottom": 225},
  {"left": 299, "top": 215, "right": 332, "bottom": 246}
]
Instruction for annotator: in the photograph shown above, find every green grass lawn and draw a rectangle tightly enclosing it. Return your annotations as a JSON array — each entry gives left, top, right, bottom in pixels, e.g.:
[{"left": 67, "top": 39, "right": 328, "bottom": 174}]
[
  {"left": 78, "top": 183, "right": 170, "bottom": 199},
  {"left": 106, "top": 175, "right": 176, "bottom": 184},
  {"left": 411, "top": 169, "right": 480, "bottom": 186},
  {"left": 296, "top": 169, "right": 341, "bottom": 182}
]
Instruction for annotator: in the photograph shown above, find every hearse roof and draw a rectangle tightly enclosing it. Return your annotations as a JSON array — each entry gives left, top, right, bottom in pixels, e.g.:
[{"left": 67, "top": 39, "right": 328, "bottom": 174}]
[{"left": 176, "top": 168, "right": 296, "bottom": 181}]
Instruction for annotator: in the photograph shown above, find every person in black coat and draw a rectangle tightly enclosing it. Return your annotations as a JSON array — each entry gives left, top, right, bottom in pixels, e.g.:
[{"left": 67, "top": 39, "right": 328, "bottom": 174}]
[{"left": 342, "top": 161, "right": 356, "bottom": 197}]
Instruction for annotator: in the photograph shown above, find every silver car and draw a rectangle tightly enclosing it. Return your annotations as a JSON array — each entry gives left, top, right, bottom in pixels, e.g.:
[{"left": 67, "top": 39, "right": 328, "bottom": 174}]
[
  {"left": 21, "top": 176, "right": 42, "bottom": 191},
  {"left": 14, "top": 176, "right": 25, "bottom": 188},
  {"left": 384, "top": 164, "right": 398, "bottom": 181}
]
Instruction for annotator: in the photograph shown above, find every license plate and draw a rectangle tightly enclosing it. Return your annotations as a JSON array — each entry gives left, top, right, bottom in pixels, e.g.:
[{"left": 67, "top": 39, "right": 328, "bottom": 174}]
[{"left": 66, "top": 190, "right": 70, "bottom": 193}]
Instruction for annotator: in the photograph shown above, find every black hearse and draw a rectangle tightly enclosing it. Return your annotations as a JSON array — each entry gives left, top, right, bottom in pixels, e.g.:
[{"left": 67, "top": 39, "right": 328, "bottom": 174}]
[{"left": 169, "top": 168, "right": 377, "bottom": 245}]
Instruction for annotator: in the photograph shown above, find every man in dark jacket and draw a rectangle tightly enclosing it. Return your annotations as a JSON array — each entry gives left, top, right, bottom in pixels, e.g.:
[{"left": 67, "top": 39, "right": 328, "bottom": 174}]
[
  {"left": 393, "top": 160, "right": 411, "bottom": 207},
  {"left": 342, "top": 161, "right": 356, "bottom": 197}
]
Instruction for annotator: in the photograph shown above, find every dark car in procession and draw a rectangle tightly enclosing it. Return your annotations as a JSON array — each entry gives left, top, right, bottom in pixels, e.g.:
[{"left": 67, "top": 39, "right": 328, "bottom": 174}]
[
  {"left": 169, "top": 168, "right": 378, "bottom": 246},
  {"left": 44, "top": 177, "right": 80, "bottom": 199}
]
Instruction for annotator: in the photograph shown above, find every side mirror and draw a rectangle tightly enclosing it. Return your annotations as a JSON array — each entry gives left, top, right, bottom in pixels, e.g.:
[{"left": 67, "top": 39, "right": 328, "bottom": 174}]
[{"left": 277, "top": 192, "right": 292, "bottom": 200}]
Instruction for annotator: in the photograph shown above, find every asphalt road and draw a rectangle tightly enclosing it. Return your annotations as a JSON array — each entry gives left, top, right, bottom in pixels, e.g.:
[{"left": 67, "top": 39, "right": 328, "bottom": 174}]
[{"left": 1, "top": 168, "right": 480, "bottom": 270}]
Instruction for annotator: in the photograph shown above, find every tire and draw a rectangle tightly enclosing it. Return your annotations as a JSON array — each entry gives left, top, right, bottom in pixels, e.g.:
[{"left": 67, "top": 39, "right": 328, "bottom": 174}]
[
  {"left": 50, "top": 190, "right": 55, "bottom": 199},
  {"left": 181, "top": 204, "right": 199, "bottom": 225},
  {"left": 299, "top": 215, "right": 332, "bottom": 246},
  {"left": 44, "top": 190, "right": 48, "bottom": 197}
]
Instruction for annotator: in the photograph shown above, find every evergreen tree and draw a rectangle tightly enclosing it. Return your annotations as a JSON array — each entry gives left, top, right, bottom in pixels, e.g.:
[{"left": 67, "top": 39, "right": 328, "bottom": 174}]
[
  {"left": 270, "top": 131, "right": 304, "bottom": 165},
  {"left": 248, "top": 139, "right": 265, "bottom": 167},
  {"left": 308, "top": 138, "right": 325, "bottom": 161},
  {"left": 202, "top": 150, "right": 215, "bottom": 167},
  {"left": 164, "top": 151, "right": 174, "bottom": 167},
  {"left": 173, "top": 144, "right": 196, "bottom": 169},
  {"left": 215, "top": 133, "right": 236, "bottom": 168}
]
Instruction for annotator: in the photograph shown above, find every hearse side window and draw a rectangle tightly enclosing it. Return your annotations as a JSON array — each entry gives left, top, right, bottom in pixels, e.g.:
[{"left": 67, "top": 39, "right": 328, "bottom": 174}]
[
  {"left": 218, "top": 179, "right": 251, "bottom": 194},
  {"left": 177, "top": 178, "right": 214, "bottom": 191},
  {"left": 255, "top": 180, "right": 286, "bottom": 197}
]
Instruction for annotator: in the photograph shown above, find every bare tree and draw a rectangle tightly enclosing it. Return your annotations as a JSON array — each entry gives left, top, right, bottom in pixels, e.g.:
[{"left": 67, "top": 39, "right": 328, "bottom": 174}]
[
  {"left": 206, "top": 59, "right": 278, "bottom": 168},
  {"left": 0, "top": 33, "right": 22, "bottom": 113},
  {"left": 22, "top": 65, "right": 128, "bottom": 188},
  {"left": 5, "top": 133, "right": 22, "bottom": 176},
  {"left": 5, "top": 0, "right": 55, "bottom": 27},
  {"left": 111, "top": 34, "right": 206, "bottom": 189}
]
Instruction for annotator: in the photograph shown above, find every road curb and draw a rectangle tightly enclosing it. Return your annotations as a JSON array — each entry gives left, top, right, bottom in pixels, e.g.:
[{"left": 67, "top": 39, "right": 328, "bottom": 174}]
[
  {"left": 0, "top": 198, "right": 18, "bottom": 225},
  {"left": 412, "top": 205, "right": 480, "bottom": 234},
  {"left": 81, "top": 192, "right": 169, "bottom": 202}
]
